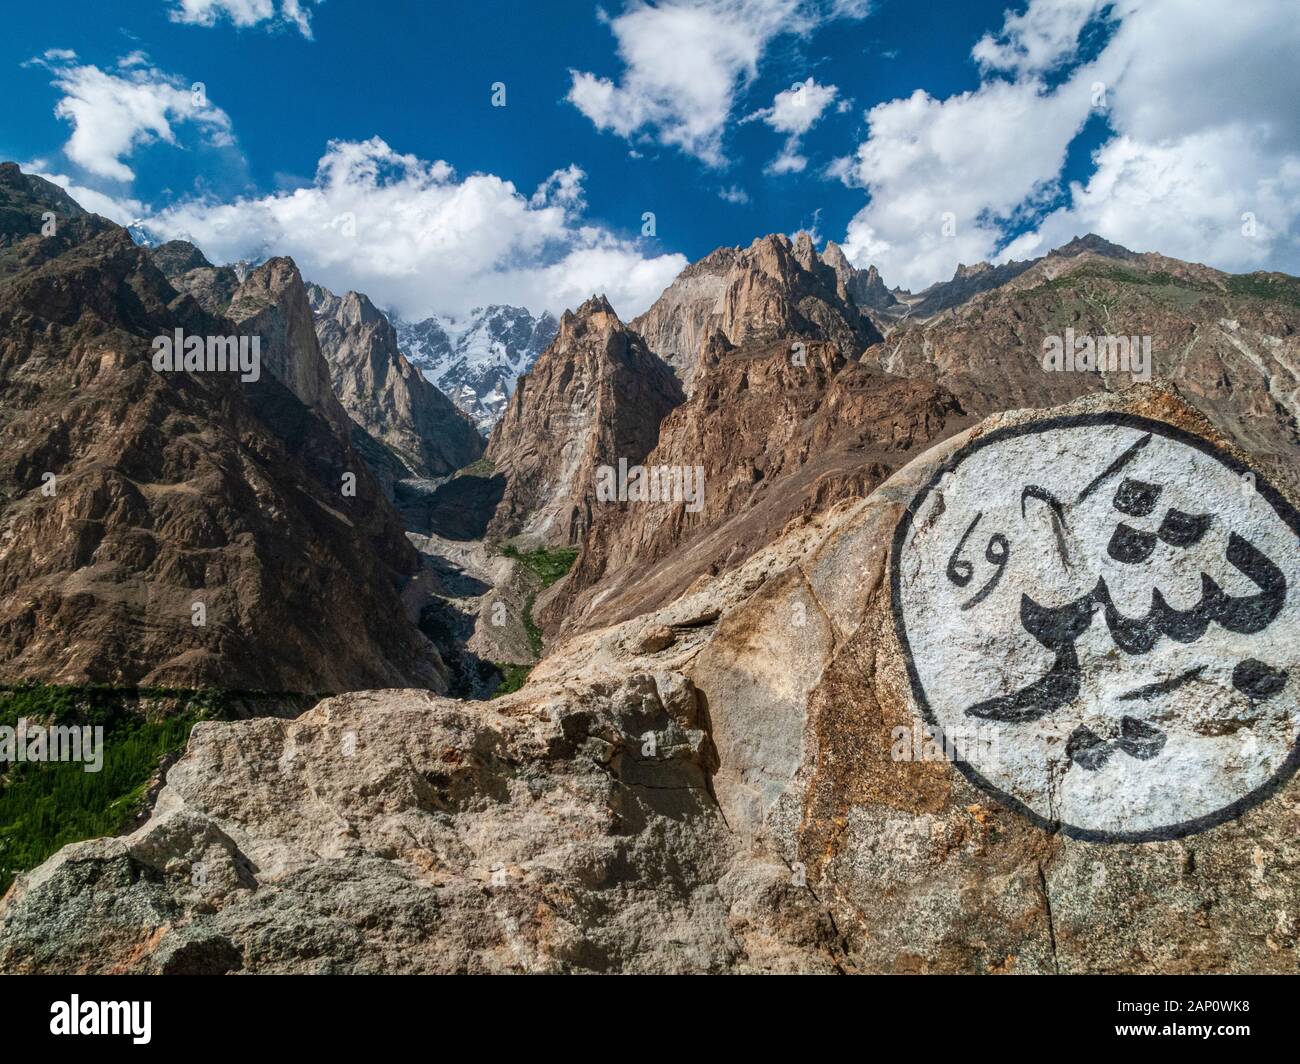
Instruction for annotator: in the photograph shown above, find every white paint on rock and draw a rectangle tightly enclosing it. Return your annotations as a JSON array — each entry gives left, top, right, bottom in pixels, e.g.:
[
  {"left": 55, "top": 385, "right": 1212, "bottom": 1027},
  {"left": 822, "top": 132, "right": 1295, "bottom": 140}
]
[{"left": 894, "top": 418, "right": 1300, "bottom": 839}]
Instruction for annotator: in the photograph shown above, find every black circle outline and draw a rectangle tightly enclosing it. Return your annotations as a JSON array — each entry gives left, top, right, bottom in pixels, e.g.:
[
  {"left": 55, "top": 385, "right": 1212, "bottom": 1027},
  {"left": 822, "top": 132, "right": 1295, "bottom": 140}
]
[{"left": 888, "top": 411, "right": 1300, "bottom": 843}]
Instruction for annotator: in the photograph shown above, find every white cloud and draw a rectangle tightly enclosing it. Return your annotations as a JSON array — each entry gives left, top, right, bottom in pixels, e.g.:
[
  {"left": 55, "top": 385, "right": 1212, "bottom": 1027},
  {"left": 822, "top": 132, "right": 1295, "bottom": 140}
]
[
  {"left": 529, "top": 164, "right": 586, "bottom": 211},
  {"left": 746, "top": 77, "right": 840, "bottom": 176},
  {"left": 839, "top": 0, "right": 1300, "bottom": 289},
  {"left": 1004, "top": 0, "right": 1300, "bottom": 273},
  {"left": 767, "top": 146, "right": 807, "bottom": 175},
  {"left": 140, "top": 137, "right": 687, "bottom": 321},
  {"left": 749, "top": 77, "right": 839, "bottom": 135},
  {"left": 718, "top": 184, "right": 750, "bottom": 204},
  {"left": 31, "top": 50, "right": 233, "bottom": 182},
  {"left": 168, "top": 0, "right": 317, "bottom": 37},
  {"left": 972, "top": 0, "right": 1106, "bottom": 76},
  {"left": 840, "top": 79, "right": 1091, "bottom": 288},
  {"left": 568, "top": 0, "right": 868, "bottom": 166},
  {"left": 1000, "top": 129, "right": 1300, "bottom": 271}
]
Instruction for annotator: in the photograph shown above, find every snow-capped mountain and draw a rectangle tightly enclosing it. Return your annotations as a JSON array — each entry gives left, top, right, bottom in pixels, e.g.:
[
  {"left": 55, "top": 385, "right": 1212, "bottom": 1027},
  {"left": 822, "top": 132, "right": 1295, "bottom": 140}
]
[
  {"left": 126, "top": 220, "right": 159, "bottom": 248},
  {"left": 394, "top": 305, "right": 558, "bottom": 431}
]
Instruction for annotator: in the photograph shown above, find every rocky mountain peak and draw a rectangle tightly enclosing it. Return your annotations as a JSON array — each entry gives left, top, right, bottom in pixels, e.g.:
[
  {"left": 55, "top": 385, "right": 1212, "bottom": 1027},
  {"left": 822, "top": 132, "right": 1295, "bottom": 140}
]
[
  {"left": 1051, "top": 232, "right": 1136, "bottom": 259},
  {"left": 0, "top": 164, "right": 447, "bottom": 694},
  {"left": 147, "top": 240, "right": 239, "bottom": 316},
  {"left": 560, "top": 293, "right": 620, "bottom": 336},
  {"left": 632, "top": 231, "right": 883, "bottom": 394},
  {"left": 147, "top": 239, "right": 212, "bottom": 277},
  {"left": 307, "top": 282, "right": 483, "bottom": 493},
  {"left": 336, "top": 289, "right": 387, "bottom": 329},
  {"left": 538, "top": 325, "right": 966, "bottom": 636},
  {"left": 768, "top": 233, "right": 906, "bottom": 319},
  {"left": 226, "top": 257, "right": 353, "bottom": 437},
  {"left": 792, "top": 230, "right": 818, "bottom": 271},
  {"left": 0, "top": 162, "right": 87, "bottom": 230},
  {"left": 486, "top": 298, "right": 683, "bottom": 547},
  {"left": 820, "top": 238, "right": 850, "bottom": 271},
  {"left": 392, "top": 303, "right": 559, "bottom": 431}
]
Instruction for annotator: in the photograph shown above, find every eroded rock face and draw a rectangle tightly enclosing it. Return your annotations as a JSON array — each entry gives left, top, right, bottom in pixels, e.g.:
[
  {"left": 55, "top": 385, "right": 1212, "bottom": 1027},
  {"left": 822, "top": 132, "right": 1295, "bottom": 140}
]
[
  {"left": 7, "top": 385, "right": 1292, "bottom": 972},
  {"left": 872, "top": 243, "right": 1300, "bottom": 496},
  {"left": 307, "top": 283, "right": 483, "bottom": 483},
  {"left": 485, "top": 295, "right": 683, "bottom": 547},
  {"left": 0, "top": 166, "right": 445, "bottom": 692},
  {"left": 522, "top": 235, "right": 946, "bottom": 637},
  {"left": 821, "top": 240, "right": 906, "bottom": 316},
  {"left": 225, "top": 258, "right": 354, "bottom": 439},
  {"left": 537, "top": 336, "right": 966, "bottom": 636},
  {"left": 631, "top": 233, "right": 883, "bottom": 394},
  {"left": 146, "top": 240, "right": 243, "bottom": 331}
]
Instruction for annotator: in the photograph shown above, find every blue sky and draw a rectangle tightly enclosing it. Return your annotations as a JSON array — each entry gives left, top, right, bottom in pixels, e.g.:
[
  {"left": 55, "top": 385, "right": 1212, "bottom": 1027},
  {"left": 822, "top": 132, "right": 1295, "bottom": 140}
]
[{"left": 4, "top": 1, "right": 1298, "bottom": 320}]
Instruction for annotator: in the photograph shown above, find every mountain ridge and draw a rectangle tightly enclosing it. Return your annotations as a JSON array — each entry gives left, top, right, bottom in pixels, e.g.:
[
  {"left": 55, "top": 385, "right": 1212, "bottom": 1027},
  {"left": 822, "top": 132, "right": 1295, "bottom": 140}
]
[{"left": 0, "top": 164, "right": 447, "bottom": 693}]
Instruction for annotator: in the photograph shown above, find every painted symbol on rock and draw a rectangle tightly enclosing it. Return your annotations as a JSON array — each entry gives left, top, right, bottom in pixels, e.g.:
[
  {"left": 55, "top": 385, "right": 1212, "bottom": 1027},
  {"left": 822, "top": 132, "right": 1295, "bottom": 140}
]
[{"left": 890, "top": 413, "right": 1300, "bottom": 841}]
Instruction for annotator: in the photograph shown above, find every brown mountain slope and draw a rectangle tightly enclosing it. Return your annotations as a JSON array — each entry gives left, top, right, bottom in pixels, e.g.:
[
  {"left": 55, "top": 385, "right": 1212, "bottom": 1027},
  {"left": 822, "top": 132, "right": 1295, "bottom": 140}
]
[
  {"left": 148, "top": 239, "right": 240, "bottom": 317},
  {"left": 484, "top": 295, "right": 683, "bottom": 548},
  {"left": 537, "top": 233, "right": 1300, "bottom": 643},
  {"left": 536, "top": 334, "right": 965, "bottom": 636},
  {"left": 148, "top": 241, "right": 352, "bottom": 438},
  {"left": 0, "top": 164, "right": 445, "bottom": 692},
  {"left": 821, "top": 240, "right": 905, "bottom": 315},
  {"left": 873, "top": 241, "right": 1300, "bottom": 492}
]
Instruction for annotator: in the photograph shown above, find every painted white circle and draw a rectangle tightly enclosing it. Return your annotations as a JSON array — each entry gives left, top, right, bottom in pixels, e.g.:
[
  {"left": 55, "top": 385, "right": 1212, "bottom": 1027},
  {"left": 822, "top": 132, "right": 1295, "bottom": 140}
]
[{"left": 892, "top": 415, "right": 1300, "bottom": 841}]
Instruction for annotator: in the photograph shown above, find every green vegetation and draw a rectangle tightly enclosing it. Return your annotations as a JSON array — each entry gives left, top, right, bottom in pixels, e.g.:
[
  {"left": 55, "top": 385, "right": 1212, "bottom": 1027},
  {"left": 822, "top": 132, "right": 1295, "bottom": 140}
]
[
  {"left": 1034, "top": 262, "right": 1300, "bottom": 310},
  {"left": 521, "top": 592, "right": 544, "bottom": 658},
  {"left": 491, "top": 662, "right": 532, "bottom": 698},
  {"left": 458, "top": 455, "right": 497, "bottom": 478},
  {"left": 1225, "top": 272, "right": 1300, "bottom": 308},
  {"left": 0, "top": 685, "right": 304, "bottom": 894},
  {"left": 499, "top": 545, "right": 579, "bottom": 588},
  {"left": 483, "top": 546, "right": 578, "bottom": 698}
]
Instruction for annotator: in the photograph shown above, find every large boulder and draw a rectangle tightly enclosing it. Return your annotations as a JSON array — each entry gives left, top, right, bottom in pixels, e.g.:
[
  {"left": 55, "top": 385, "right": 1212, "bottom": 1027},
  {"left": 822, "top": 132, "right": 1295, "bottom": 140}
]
[{"left": 538, "top": 383, "right": 1300, "bottom": 973}]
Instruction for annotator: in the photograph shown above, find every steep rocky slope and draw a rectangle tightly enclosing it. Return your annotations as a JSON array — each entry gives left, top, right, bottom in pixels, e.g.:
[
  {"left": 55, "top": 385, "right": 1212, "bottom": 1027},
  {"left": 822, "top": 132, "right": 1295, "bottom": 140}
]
[
  {"left": 225, "top": 257, "right": 355, "bottom": 439},
  {"left": 307, "top": 283, "right": 483, "bottom": 486},
  {"left": 0, "top": 164, "right": 445, "bottom": 692},
  {"left": 148, "top": 239, "right": 240, "bottom": 315},
  {"left": 484, "top": 295, "right": 683, "bottom": 547},
  {"left": 537, "top": 336, "right": 964, "bottom": 636},
  {"left": 149, "top": 242, "right": 353, "bottom": 439},
  {"left": 631, "top": 233, "right": 883, "bottom": 394},
  {"left": 6, "top": 386, "right": 1295, "bottom": 973}
]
